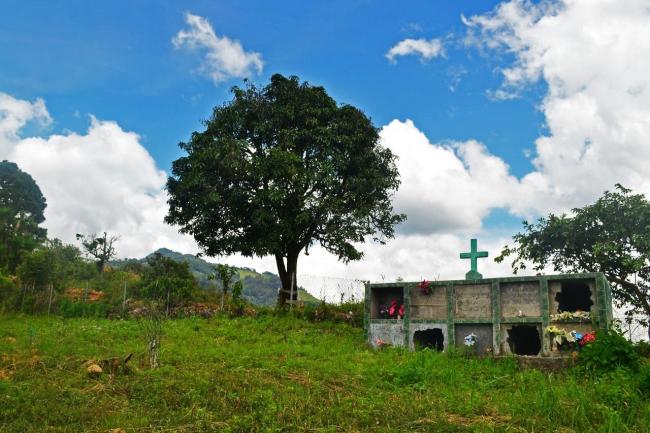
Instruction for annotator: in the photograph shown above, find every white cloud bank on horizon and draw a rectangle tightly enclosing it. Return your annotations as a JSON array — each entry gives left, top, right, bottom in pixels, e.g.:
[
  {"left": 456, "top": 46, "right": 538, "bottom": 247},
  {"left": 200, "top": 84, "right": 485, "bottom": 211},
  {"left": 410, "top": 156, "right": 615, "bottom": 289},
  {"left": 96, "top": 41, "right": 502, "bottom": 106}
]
[
  {"left": 172, "top": 12, "right": 263, "bottom": 84},
  {"left": 386, "top": 38, "right": 444, "bottom": 63}
]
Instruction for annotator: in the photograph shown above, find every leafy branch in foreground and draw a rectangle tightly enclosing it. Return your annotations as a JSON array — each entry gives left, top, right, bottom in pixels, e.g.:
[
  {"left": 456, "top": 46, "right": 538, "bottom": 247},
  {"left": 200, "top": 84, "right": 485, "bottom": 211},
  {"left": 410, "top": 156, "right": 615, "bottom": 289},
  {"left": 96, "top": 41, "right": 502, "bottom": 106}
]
[{"left": 496, "top": 184, "right": 650, "bottom": 339}]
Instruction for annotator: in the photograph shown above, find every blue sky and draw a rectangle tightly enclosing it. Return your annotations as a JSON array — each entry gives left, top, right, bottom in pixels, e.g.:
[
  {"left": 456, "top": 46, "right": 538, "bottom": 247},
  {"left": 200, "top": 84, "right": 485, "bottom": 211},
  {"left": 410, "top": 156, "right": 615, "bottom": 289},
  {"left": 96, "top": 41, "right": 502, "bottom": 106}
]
[
  {"left": 1, "top": 0, "right": 542, "bottom": 177},
  {"left": 2, "top": 0, "right": 649, "bottom": 286}
]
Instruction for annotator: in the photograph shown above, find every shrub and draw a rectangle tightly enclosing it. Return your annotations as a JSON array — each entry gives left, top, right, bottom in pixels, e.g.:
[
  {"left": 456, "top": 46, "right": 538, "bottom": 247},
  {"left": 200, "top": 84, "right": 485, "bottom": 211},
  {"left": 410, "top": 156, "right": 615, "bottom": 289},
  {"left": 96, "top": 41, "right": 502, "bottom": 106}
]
[
  {"left": 635, "top": 340, "right": 650, "bottom": 358},
  {"left": 578, "top": 330, "right": 640, "bottom": 374},
  {"left": 637, "top": 362, "right": 650, "bottom": 397},
  {"left": 0, "top": 272, "right": 18, "bottom": 311},
  {"left": 57, "top": 298, "right": 110, "bottom": 318}
]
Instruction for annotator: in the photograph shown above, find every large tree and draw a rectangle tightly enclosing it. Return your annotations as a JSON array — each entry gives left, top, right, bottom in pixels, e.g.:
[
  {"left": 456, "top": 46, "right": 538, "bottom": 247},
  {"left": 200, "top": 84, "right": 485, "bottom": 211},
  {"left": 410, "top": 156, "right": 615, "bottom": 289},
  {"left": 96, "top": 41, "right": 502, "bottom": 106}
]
[
  {"left": 496, "top": 185, "right": 650, "bottom": 339},
  {"left": 0, "top": 161, "right": 47, "bottom": 273},
  {"left": 166, "top": 74, "right": 405, "bottom": 305}
]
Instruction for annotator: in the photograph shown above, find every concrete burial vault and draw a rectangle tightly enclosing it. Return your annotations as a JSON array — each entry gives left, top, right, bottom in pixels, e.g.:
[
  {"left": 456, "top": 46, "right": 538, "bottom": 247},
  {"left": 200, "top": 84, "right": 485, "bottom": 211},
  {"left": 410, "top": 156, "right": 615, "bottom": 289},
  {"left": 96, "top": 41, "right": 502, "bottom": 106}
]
[{"left": 364, "top": 239, "right": 614, "bottom": 356}]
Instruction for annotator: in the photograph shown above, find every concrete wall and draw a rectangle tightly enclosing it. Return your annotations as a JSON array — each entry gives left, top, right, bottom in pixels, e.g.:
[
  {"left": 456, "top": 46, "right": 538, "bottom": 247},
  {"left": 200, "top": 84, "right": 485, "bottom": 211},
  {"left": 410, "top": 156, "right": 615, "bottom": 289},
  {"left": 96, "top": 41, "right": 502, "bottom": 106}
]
[
  {"left": 454, "top": 324, "right": 493, "bottom": 355},
  {"left": 368, "top": 322, "right": 405, "bottom": 348},
  {"left": 454, "top": 284, "right": 491, "bottom": 319},
  {"left": 501, "top": 282, "right": 541, "bottom": 318},
  {"left": 410, "top": 285, "right": 447, "bottom": 320},
  {"left": 408, "top": 323, "right": 448, "bottom": 350},
  {"left": 366, "top": 273, "right": 611, "bottom": 355}
]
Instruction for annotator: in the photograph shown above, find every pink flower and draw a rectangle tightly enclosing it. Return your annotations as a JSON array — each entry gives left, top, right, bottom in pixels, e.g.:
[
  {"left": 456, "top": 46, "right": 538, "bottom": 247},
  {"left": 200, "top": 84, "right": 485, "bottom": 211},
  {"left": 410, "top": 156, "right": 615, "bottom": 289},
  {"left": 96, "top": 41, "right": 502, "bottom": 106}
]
[{"left": 388, "top": 299, "right": 398, "bottom": 317}]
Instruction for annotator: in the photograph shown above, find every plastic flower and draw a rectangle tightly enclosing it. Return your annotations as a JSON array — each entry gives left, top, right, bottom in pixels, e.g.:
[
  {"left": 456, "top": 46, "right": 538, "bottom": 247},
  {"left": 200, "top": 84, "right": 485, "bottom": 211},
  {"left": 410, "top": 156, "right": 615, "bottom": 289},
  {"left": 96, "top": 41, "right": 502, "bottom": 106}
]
[
  {"left": 388, "top": 299, "right": 398, "bottom": 317},
  {"left": 580, "top": 332, "right": 596, "bottom": 346},
  {"left": 418, "top": 279, "right": 433, "bottom": 295}
]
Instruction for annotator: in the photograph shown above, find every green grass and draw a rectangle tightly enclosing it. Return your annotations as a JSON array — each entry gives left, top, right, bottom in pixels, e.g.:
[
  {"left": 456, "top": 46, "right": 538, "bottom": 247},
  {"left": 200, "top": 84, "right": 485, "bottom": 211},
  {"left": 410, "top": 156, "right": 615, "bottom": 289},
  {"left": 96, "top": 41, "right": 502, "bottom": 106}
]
[{"left": 0, "top": 315, "right": 648, "bottom": 433}]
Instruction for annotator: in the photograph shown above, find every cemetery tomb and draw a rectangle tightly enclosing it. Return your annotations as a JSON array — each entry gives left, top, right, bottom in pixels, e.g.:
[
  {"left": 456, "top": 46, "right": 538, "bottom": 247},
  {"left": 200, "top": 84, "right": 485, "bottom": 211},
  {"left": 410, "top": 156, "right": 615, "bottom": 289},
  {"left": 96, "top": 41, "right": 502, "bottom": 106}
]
[{"left": 365, "top": 239, "right": 614, "bottom": 356}]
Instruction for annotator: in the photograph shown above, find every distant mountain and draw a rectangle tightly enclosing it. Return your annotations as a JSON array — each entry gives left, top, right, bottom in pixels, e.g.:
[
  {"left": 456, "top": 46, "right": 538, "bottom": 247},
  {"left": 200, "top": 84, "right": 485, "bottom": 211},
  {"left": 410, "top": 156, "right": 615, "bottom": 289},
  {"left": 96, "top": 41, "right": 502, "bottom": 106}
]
[{"left": 111, "top": 248, "right": 319, "bottom": 306}]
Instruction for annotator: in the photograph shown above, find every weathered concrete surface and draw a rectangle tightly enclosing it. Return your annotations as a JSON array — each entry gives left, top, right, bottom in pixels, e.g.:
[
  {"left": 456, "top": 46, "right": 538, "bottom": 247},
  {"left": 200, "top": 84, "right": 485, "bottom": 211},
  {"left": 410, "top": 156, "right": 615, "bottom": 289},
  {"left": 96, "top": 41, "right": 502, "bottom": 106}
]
[
  {"left": 514, "top": 356, "right": 575, "bottom": 372},
  {"left": 454, "top": 284, "right": 491, "bottom": 319},
  {"left": 410, "top": 285, "right": 447, "bottom": 319},
  {"left": 408, "top": 323, "right": 448, "bottom": 350},
  {"left": 455, "top": 324, "right": 493, "bottom": 355},
  {"left": 500, "top": 282, "right": 541, "bottom": 318},
  {"left": 368, "top": 322, "right": 405, "bottom": 348}
]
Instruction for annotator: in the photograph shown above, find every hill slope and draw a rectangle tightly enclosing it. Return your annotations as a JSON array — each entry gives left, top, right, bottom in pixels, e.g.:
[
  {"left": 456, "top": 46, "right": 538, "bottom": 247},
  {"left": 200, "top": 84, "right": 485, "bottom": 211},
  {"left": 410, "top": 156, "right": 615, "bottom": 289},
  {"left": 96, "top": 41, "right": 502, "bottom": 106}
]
[
  {"left": 1, "top": 315, "right": 648, "bottom": 432},
  {"left": 112, "top": 248, "right": 319, "bottom": 306}
]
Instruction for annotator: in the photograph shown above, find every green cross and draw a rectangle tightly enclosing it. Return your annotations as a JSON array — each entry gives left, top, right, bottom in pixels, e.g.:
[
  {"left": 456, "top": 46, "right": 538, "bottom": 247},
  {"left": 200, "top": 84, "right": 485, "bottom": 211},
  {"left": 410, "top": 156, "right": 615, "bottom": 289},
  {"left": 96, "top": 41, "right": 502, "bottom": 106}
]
[{"left": 460, "top": 238, "right": 488, "bottom": 280}]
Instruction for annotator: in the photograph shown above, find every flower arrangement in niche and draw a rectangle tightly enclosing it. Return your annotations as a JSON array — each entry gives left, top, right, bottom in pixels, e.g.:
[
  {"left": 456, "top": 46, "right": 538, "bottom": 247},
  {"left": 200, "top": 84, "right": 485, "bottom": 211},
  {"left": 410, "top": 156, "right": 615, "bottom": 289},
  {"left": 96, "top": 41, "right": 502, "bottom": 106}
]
[
  {"left": 418, "top": 279, "right": 434, "bottom": 295},
  {"left": 379, "top": 299, "right": 404, "bottom": 319},
  {"left": 550, "top": 310, "right": 591, "bottom": 322},
  {"left": 546, "top": 326, "right": 597, "bottom": 351}
]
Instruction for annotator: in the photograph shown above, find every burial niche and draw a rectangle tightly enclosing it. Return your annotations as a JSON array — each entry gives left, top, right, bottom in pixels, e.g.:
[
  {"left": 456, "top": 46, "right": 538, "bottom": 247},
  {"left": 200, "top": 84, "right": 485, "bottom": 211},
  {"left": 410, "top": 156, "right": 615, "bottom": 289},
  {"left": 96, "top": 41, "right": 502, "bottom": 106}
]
[
  {"left": 413, "top": 328, "right": 444, "bottom": 351},
  {"left": 507, "top": 325, "right": 541, "bottom": 355},
  {"left": 556, "top": 280, "right": 593, "bottom": 312},
  {"left": 370, "top": 286, "right": 404, "bottom": 319}
]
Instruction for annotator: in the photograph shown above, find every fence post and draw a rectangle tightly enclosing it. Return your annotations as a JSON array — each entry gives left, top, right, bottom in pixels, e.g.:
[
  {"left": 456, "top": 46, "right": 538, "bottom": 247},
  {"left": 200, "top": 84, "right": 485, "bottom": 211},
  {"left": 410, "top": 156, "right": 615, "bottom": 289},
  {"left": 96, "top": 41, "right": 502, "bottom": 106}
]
[
  {"left": 47, "top": 284, "right": 54, "bottom": 315},
  {"left": 122, "top": 279, "right": 127, "bottom": 313}
]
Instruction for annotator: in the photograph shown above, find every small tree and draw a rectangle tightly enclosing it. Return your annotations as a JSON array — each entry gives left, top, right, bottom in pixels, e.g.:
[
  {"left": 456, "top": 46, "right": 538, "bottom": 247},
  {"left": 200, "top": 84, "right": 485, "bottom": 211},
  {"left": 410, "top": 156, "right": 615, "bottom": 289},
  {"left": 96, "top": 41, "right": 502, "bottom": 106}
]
[
  {"left": 496, "top": 185, "right": 650, "bottom": 339},
  {"left": 208, "top": 264, "right": 237, "bottom": 310},
  {"left": 76, "top": 232, "right": 118, "bottom": 272},
  {"left": 137, "top": 306, "right": 164, "bottom": 368},
  {"left": 140, "top": 253, "right": 197, "bottom": 314},
  {"left": 166, "top": 74, "right": 405, "bottom": 306}
]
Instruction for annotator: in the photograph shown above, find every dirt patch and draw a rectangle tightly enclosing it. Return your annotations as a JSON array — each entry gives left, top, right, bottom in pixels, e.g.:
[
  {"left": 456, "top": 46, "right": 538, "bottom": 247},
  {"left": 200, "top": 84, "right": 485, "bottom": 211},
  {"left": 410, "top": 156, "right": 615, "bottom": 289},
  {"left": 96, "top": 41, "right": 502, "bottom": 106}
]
[{"left": 445, "top": 413, "right": 512, "bottom": 427}]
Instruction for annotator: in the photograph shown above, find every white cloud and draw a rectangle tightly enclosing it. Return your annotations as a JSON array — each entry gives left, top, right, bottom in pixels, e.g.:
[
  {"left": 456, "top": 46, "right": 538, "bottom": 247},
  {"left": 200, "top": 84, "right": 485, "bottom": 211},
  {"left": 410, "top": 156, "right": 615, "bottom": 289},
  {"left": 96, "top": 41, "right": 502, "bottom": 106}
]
[
  {"left": 172, "top": 12, "right": 263, "bottom": 84},
  {"left": 0, "top": 93, "right": 51, "bottom": 155},
  {"left": 464, "top": 0, "right": 650, "bottom": 209},
  {"left": 381, "top": 119, "right": 524, "bottom": 234},
  {"left": 0, "top": 96, "right": 198, "bottom": 259},
  {"left": 386, "top": 38, "right": 444, "bottom": 63}
]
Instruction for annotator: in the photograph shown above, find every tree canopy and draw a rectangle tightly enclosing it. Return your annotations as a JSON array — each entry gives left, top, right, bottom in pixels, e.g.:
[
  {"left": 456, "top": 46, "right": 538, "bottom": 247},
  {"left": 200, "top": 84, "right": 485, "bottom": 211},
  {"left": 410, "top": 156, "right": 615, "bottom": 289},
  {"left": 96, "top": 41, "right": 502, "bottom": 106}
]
[
  {"left": 166, "top": 74, "right": 405, "bottom": 304},
  {"left": 0, "top": 161, "right": 47, "bottom": 272},
  {"left": 496, "top": 184, "right": 650, "bottom": 338}
]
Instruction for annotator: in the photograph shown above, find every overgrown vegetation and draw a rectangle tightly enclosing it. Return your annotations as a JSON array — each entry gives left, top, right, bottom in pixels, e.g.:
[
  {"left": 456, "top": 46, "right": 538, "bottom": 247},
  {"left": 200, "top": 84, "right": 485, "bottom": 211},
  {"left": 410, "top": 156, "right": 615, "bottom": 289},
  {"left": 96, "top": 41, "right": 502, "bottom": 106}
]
[{"left": 0, "top": 315, "right": 648, "bottom": 433}]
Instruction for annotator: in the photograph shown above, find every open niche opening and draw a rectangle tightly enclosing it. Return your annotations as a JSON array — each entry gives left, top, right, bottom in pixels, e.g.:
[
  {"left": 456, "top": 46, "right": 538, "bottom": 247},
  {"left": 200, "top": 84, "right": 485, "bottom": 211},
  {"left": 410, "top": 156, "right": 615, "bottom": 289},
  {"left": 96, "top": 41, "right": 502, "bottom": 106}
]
[
  {"left": 507, "top": 325, "right": 541, "bottom": 355},
  {"left": 556, "top": 280, "right": 593, "bottom": 312},
  {"left": 370, "top": 286, "right": 404, "bottom": 319},
  {"left": 413, "top": 328, "right": 444, "bottom": 351}
]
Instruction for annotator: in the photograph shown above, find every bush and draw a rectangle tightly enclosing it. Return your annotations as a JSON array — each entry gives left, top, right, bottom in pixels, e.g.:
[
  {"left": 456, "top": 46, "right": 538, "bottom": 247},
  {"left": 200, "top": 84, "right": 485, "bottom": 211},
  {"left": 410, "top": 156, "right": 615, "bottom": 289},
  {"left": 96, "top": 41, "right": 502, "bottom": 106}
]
[
  {"left": 578, "top": 330, "right": 640, "bottom": 374},
  {"left": 57, "top": 298, "right": 110, "bottom": 318},
  {"left": 0, "top": 272, "right": 18, "bottom": 311},
  {"left": 638, "top": 362, "right": 650, "bottom": 397},
  {"left": 635, "top": 340, "right": 650, "bottom": 358}
]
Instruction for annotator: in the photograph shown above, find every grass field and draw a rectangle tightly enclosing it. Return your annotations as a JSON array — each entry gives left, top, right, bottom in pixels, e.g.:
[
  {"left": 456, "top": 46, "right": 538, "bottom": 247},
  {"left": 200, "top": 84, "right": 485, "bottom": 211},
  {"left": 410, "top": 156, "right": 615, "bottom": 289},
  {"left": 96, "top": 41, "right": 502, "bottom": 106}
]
[{"left": 0, "top": 314, "right": 648, "bottom": 433}]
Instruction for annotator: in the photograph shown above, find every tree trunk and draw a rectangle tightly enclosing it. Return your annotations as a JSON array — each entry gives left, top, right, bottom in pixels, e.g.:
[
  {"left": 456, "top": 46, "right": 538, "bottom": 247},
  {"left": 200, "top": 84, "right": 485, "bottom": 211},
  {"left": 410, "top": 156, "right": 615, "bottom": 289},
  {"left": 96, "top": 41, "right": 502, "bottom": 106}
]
[{"left": 276, "top": 251, "right": 299, "bottom": 307}]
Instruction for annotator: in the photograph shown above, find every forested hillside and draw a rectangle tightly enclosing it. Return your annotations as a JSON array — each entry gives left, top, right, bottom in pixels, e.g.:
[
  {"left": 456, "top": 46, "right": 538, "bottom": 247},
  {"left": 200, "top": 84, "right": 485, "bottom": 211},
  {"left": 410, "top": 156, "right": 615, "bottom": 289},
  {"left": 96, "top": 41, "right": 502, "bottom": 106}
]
[{"left": 111, "top": 248, "right": 319, "bottom": 306}]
